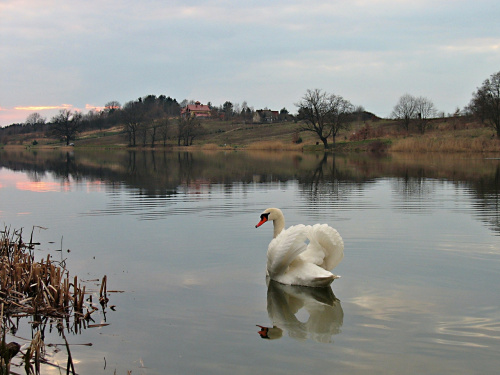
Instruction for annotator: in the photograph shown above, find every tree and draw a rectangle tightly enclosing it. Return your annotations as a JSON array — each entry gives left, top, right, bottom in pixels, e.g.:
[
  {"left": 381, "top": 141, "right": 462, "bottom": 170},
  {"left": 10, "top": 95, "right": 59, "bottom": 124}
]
[
  {"left": 25, "top": 112, "right": 46, "bottom": 130},
  {"left": 468, "top": 71, "right": 500, "bottom": 137},
  {"left": 329, "top": 95, "right": 355, "bottom": 144},
  {"left": 391, "top": 94, "right": 417, "bottom": 132},
  {"left": 83, "top": 109, "right": 104, "bottom": 132},
  {"left": 177, "top": 114, "right": 202, "bottom": 146},
  {"left": 50, "top": 109, "right": 83, "bottom": 145},
  {"left": 157, "top": 95, "right": 181, "bottom": 116},
  {"left": 122, "top": 100, "right": 145, "bottom": 147},
  {"left": 147, "top": 106, "right": 162, "bottom": 147},
  {"left": 158, "top": 117, "right": 170, "bottom": 146},
  {"left": 414, "top": 96, "right": 437, "bottom": 134},
  {"left": 279, "top": 107, "right": 289, "bottom": 121},
  {"left": 24, "top": 112, "right": 47, "bottom": 132},
  {"left": 296, "top": 89, "right": 354, "bottom": 148},
  {"left": 223, "top": 101, "right": 233, "bottom": 121},
  {"left": 138, "top": 121, "right": 149, "bottom": 147},
  {"left": 104, "top": 101, "right": 121, "bottom": 114}
]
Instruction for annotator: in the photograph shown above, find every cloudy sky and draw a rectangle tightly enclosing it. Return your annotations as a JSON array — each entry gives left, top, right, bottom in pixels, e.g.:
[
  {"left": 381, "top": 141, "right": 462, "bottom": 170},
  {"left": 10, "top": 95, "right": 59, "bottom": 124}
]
[{"left": 1, "top": 0, "right": 499, "bottom": 126}]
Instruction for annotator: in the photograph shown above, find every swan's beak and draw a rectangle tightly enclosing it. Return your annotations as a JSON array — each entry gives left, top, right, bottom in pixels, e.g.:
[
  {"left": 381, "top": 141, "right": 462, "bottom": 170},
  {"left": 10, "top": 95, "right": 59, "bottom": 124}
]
[
  {"left": 256, "top": 325, "right": 270, "bottom": 338},
  {"left": 255, "top": 217, "right": 267, "bottom": 228}
]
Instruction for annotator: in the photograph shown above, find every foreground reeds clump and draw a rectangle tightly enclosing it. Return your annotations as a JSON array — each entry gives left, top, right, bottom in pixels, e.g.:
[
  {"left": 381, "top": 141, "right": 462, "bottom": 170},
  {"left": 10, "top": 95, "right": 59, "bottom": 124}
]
[{"left": 0, "top": 227, "right": 110, "bottom": 374}]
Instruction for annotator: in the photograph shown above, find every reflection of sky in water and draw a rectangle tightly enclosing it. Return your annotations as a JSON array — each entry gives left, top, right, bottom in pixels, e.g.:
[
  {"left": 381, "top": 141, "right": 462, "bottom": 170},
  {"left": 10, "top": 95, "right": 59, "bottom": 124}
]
[{"left": 1, "top": 164, "right": 500, "bottom": 375}]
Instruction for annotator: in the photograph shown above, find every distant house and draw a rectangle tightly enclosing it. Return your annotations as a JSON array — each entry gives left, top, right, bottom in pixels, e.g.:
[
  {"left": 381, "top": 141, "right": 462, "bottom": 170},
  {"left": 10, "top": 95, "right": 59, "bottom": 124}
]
[
  {"left": 254, "top": 109, "right": 279, "bottom": 123},
  {"left": 181, "top": 101, "right": 211, "bottom": 118}
]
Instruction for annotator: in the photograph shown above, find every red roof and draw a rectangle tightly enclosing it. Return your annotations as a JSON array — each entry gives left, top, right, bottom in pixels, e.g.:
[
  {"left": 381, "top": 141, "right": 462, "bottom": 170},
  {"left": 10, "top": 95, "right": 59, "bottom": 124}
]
[
  {"left": 185, "top": 103, "right": 210, "bottom": 112},
  {"left": 181, "top": 101, "right": 211, "bottom": 117}
]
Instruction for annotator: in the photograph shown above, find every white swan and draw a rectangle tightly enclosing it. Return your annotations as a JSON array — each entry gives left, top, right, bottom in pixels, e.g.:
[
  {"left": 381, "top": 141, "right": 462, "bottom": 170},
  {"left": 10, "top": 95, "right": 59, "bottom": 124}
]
[{"left": 255, "top": 208, "right": 344, "bottom": 287}]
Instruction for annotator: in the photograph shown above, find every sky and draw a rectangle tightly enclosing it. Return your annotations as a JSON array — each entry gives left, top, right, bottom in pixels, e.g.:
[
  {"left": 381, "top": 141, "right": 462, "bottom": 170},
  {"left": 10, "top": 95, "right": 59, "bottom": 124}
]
[{"left": 1, "top": 0, "right": 499, "bottom": 126}]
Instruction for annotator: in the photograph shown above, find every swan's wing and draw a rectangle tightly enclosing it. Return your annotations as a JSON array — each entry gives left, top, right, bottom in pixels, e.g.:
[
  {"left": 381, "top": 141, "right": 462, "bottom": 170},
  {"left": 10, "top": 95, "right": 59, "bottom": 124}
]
[
  {"left": 267, "top": 224, "right": 308, "bottom": 277},
  {"left": 301, "top": 224, "right": 344, "bottom": 271}
]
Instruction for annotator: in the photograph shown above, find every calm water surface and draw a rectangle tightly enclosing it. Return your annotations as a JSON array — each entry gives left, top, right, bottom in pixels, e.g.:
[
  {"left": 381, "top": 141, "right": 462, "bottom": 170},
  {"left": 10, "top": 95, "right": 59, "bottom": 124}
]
[{"left": 0, "top": 149, "right": 499, "bottom": 374}]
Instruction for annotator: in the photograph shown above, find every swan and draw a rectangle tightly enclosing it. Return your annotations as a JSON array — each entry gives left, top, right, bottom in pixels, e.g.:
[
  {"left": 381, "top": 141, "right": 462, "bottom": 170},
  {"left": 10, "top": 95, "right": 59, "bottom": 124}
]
[{"left": 255, "top": 208, "right": 344, "bottom": 287}]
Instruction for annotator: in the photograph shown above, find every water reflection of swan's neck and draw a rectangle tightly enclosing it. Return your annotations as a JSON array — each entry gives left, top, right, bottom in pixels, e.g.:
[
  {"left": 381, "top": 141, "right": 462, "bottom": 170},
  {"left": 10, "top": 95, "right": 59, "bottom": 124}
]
[{"left": 257, "top": 279, "right": 344, "bottom": 343}]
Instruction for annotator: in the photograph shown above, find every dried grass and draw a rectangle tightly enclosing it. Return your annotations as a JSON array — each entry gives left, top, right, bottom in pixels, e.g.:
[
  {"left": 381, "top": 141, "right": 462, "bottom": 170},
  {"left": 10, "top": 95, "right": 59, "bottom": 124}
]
[
  {"left": 246, "top": 140, "right": 304, "bottom": 151},
  {"left": 200, "top": 143, "right": 219, "bottom": 150},
  {"left": 390, "top": 136, "right": 500, "bottom": 153},
  {"left": 1, "top": 227, "right": 111, "bottom": 374}
]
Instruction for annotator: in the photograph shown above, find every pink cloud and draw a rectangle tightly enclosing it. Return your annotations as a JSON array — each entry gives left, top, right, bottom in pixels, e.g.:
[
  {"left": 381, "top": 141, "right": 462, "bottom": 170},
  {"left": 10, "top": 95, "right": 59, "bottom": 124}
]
[{"left": 0, "top": 104, "right": 78, "bottom": 126}]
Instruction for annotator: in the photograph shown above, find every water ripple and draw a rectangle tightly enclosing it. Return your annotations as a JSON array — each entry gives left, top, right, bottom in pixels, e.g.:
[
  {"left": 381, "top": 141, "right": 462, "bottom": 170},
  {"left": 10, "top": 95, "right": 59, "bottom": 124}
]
[{"left": 434, "top": 315, "right": 500, "bottom": 348}]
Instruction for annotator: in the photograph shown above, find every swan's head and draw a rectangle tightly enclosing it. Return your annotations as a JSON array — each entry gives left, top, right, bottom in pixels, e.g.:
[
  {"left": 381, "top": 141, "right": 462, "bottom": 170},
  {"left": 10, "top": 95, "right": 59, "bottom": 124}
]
[
  {"left": 256, "top": 325, "right": 283, "bottom": 340},
  {"left": 255, "top": 208, "right": 283, "bottom": 228}
]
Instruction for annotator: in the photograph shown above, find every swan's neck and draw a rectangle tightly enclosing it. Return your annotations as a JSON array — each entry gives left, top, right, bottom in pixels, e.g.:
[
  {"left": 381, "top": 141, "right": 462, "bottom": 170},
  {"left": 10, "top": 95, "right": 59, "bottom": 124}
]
[{"left": 272, "top": 217, "right": 285, "bottom": 238}]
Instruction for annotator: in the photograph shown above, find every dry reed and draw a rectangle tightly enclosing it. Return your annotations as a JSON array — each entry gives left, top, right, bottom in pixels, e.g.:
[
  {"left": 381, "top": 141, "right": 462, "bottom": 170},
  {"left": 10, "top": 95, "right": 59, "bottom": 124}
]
[
  {"left": 200, "top": 143, "right": 220, "bottom": 150},
  {"left": 1, "top": 227, "right": 111, "bottom": 373},
  {"left": 246, "top": 140, "right": 304, "bottom": 151},
  {"left": 390, "top": 136, "right": 500, "bottom": 153}
]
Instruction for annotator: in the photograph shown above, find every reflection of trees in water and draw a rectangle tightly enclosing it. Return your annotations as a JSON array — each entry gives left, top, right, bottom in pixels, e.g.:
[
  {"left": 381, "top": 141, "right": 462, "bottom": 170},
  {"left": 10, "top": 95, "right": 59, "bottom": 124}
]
[
  {"left": 294, "top": 152, "right": 500, "bottom": 234},
  {"left": 1, "top": 149, "right": 499, "bottom": 233},
  {"left": 463, "top": 164, "right": 500, "bottom": 235},
  {"left": 393, "top": 175, "right": 433, "bottom": 197},
  {"left": 297, "top": 153, "right": 377, "bottom": 215},
  {"left": 390, "top": 175, "right": 437, "bottom": 214},
  {"left": 390, "top": 163, "right": 500, "bottom": 234}
]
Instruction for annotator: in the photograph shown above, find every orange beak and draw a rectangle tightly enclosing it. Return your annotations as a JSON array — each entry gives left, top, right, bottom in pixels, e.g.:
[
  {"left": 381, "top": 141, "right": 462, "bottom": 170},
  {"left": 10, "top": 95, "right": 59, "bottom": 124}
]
[
  {"left": 256, "top": 325, "right": 270, "bottom": 338},
  {"left": 255, "top": 217, "right": 267, "bottom": 228}
]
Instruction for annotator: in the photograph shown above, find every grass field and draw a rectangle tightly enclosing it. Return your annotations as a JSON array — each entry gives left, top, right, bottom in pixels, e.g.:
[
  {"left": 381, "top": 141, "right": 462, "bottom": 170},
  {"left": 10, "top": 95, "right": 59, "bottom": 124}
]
[{"left": 2, "top": 116, "right": 500, "bottom": 153}]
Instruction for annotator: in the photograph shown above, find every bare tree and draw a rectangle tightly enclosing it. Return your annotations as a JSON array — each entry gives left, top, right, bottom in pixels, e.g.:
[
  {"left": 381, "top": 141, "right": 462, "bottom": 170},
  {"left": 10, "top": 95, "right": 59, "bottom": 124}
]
[
  {"left": 122, "top": 100, "right": 145, "bottom": 147},
  {"left": 296, "top": 89, "right": 354, "bottom": 148},
  {"left": 158, "top": 117, "right": 170, "bottom": 146},
  {"left": 104, "top": 101, "right": 121, "bottom": 114},
  {"left": 25, "top": 112, "right": 46, "bottom": 131},
  {"left": 468, "top": 71, "right": 500, "bottom": 137},
  {"left": 139, "top": 122, "right": 149, "bottom": 147},
  {"left": 415, "top": 96, "right": 437, "bottom": 134},
  {"left": 50, "top": 109, "right": 83, "bottom": 145},
  {"left": 146, "top": 104, "right": 165, "bottom": 147},
  {"left": 391, "top": 94, "right": 417, "bottom": 132},
  {"left": 330, "top": 95, "right": 354, "bottom": 145},
  {"left": 177, "top": 114, "right": 201, "bottom": 146},
  {"left": 25, "top": 112, "right": 46, "bottom": 126}
]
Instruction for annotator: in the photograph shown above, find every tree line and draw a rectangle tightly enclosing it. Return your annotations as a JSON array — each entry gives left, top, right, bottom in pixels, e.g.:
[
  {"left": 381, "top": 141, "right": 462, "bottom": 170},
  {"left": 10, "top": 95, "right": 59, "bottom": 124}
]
[
  {"left": 1, "top": 70, "right": 499, "bottom": 147},
  {"left": 296, "top": 70, "right": 500, "bottom": 148},
  {"left": 1, "top": 95, "right": 293, "bottom": 147}
]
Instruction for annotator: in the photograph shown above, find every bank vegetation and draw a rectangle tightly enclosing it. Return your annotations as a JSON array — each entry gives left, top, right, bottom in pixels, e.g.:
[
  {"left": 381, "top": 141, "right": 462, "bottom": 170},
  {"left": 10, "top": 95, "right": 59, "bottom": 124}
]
[{"left": 1, "top": 227, "right": 111, "bottom": 374}]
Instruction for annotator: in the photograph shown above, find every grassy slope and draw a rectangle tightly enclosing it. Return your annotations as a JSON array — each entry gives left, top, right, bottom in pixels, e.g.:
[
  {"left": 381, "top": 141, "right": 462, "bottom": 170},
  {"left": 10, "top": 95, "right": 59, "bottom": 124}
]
[{"left": 4, "top": 117, "right": 500, "bottom": 153}]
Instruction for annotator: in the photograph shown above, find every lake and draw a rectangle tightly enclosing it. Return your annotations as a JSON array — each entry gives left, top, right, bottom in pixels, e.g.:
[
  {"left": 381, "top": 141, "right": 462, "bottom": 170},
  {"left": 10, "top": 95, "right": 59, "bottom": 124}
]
[{"left": 1, "top": 148, "right": 499, "bottom": 374}]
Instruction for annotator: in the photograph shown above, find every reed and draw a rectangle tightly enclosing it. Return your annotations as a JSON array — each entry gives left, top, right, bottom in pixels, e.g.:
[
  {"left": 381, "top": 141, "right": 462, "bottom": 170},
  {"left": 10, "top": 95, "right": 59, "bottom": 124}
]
[
  {"left": 200, "top": 143, "right": 219, "bottom": 150},
  {"left": 246, "top": 140, "right": 304, "bottom": 151},
  {"left": 390, "top": 135, "right": 500, "bottom": 153},
  {"left": 0, "top": 227, "right": 111, "bottom": 373}
]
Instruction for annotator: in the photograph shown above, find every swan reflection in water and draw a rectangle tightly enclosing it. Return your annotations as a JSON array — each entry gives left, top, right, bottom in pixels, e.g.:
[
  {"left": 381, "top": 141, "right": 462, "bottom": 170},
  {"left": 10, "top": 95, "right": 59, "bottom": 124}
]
[{"left": 257, "top": 279, "right": 343, "bottom": 343}]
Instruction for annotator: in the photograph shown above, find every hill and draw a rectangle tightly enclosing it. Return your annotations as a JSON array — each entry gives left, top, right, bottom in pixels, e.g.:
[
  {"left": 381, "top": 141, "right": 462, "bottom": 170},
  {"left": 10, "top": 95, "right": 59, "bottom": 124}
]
[{"left": 1, "top": 115, "right": 499, "bottom": 153}]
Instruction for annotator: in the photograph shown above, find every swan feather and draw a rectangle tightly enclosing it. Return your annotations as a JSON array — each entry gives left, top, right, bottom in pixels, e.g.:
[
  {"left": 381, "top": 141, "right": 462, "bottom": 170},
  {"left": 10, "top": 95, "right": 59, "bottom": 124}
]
[{"left": 267, "top": 224, "right": 308, "bottom": 277}]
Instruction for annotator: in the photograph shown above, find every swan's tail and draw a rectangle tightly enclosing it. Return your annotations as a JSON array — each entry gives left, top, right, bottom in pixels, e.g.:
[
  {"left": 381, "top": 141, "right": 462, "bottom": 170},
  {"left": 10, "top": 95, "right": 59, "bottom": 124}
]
[
  {"left": 305, "top": 224, "right": 344, "bottom": 271},
  {"left": 309, "top": 274, "right": 336, "bottom": 287}
]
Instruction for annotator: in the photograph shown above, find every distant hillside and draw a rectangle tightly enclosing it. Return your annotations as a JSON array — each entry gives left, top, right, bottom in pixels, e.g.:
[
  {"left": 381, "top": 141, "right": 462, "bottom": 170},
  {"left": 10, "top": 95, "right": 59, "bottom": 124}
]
[{"left": 1, "top": 115, "right": 499, "bottom": 153}]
